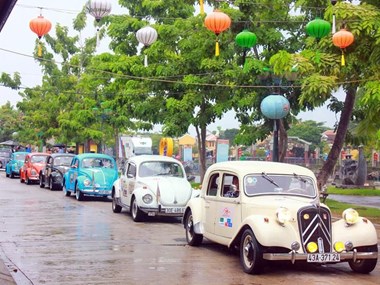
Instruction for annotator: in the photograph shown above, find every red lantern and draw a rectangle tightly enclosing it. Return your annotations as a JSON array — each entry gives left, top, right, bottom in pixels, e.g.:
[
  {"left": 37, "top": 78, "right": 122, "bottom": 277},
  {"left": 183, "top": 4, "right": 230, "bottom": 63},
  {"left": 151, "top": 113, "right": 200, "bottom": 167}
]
[
  {"left": 332, "top": 28, "right": 354, "bottom": 66},
  {"left": 204, "top": 9, "right": 231, "bottom": 56},
  {"left": 29, "top": 15, "right": 52, "bottom": 57}
]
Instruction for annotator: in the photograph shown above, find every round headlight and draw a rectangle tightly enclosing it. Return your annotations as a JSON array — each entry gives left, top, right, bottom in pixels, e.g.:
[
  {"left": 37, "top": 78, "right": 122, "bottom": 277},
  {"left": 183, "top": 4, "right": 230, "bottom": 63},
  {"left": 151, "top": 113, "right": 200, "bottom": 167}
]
[
  {"left": 276, "top": 207, "right": 292, "bottom": 225},
  {"left": 142, "top": 194, "right": 153, "bottom": 204},
  {"left": 83, "top": 179, "right": 91, "bottom": 186},
  {"left": 342, "top": 208, "right": 359, "bottom": 225}
]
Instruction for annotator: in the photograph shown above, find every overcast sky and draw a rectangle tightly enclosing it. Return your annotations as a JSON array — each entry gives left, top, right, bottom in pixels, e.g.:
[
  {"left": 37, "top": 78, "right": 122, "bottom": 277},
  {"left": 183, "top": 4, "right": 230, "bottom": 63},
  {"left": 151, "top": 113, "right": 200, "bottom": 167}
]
[{"left": 0, "top": 0, "right": 340, "bottom": 135}]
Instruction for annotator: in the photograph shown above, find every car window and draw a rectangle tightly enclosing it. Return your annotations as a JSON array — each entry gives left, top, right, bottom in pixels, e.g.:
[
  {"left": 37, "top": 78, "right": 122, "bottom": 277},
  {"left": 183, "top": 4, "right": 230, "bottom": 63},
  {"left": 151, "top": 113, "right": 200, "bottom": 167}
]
[
  {"left": 244, "top": 174, "right": 316, "bottom": 197},
  {"left": 127, "top": 163, "right": 136, "bottom": 178},
  {"left": 15, "top": 153, "right": 26, "bottom": 160},
  {"left": 207, "top": 173, "right": 219, "bottom": 196},
  {"left": 54, "top": 156, "right": 73, "bottom": 166},
  {"left": 31, "top": 155, "right": 47, "bottom": 163},
  {"left": 139, "top": 161, "right": 184, "bottom": 178}
]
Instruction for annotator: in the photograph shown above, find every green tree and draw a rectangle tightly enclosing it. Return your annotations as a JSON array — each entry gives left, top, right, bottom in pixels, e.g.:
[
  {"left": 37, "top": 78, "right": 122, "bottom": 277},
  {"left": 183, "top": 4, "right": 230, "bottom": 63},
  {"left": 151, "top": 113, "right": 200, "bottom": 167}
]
[{"left": 0, "top": 102, "right": 22, "bottom": 142}]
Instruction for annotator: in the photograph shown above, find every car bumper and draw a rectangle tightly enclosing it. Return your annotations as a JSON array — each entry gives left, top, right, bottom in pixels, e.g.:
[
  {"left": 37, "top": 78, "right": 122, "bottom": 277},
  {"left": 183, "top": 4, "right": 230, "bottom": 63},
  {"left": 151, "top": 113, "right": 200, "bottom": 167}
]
[
  {"left": 263, "top": 250, "right": 378, "bottom": 263},
  {"left": 81, "top": 187, "right": 111, "bottom": 196},
  {"left": 140, "top": 205, "right": 186, "bottom": 217}
]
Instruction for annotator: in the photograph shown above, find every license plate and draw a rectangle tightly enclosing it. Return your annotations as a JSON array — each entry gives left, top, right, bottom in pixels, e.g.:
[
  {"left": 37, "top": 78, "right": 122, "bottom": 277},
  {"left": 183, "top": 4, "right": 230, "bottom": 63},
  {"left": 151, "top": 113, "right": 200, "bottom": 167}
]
[
  {"left": 164, "top": 207, "right": 184, "bottom": 214},
  {"left": 307, "top": 253, "right": 340, "bottom": 263}
]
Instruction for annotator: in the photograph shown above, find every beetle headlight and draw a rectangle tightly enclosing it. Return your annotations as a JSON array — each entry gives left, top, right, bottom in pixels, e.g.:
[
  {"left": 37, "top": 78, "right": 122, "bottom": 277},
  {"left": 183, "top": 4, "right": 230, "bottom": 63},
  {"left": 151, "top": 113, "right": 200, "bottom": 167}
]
[
  {"left": 83, "top": 179, "right": 91, "bottom": 186},
  {"left": 142, "top": 194, "right": 153, "bottom": 204},
  {"left": 276, "top": 207, "right": 292, "bottom": 225},
  {"left": 342, "top": 208, "right": 359, "bottom": 225}
]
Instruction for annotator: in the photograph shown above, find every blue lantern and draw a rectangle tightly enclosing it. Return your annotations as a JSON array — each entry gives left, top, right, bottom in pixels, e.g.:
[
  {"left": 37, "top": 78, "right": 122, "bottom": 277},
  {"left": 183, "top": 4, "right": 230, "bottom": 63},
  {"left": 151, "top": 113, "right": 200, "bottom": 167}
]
[{"left": 260, "top": 95, "right": 290, "bottom": 119}]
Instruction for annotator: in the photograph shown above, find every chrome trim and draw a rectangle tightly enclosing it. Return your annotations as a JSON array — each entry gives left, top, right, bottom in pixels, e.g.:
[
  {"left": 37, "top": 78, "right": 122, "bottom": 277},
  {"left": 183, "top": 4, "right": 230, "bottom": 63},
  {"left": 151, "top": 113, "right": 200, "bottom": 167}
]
[{"left": 263, "top": 251, "right": 378, "bottom": 261}]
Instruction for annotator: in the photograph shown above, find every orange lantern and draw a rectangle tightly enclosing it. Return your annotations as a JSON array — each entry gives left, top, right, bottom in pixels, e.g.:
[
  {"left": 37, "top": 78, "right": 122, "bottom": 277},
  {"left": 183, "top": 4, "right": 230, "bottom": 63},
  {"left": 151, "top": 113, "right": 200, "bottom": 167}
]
[
  {"left": 332, "top": 28, "right": 354, "bottom": 66},
  {"left": 204, "top": 9, "right": 231, "bottom": 56},
  {"left": 29, "top": 15, "right": 52, "bottom": 57}
]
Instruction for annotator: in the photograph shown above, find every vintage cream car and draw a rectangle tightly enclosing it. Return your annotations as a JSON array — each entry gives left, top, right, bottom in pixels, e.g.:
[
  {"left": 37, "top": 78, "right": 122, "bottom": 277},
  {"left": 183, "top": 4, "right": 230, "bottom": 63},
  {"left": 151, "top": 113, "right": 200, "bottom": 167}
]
[
  {"left": 183, "top": 161, "right": 378, "bottom": 274},
  {"left": 112, "top": 155, "right": 193, "bottom": 222}
]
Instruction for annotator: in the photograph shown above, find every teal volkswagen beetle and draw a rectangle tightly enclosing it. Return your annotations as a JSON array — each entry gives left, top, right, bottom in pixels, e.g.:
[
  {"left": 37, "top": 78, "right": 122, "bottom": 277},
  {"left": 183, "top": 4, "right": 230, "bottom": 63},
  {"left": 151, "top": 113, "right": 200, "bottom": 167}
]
[
  {"left": 63, "top": 153, "right": 118, "bottom": 201},
  {"left": 5, "top": 151, "right": 28, "bottom": 178}
]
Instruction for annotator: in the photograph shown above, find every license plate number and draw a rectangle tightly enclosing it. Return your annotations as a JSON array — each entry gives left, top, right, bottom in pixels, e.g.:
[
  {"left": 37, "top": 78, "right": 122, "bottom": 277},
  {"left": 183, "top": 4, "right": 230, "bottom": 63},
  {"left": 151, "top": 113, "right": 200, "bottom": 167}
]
[
  {"left": 307, "top": 253, "right": 340, "bottom": 263},
  {"left": 165, "top": 207, "right": 184, "bottom": 214}
]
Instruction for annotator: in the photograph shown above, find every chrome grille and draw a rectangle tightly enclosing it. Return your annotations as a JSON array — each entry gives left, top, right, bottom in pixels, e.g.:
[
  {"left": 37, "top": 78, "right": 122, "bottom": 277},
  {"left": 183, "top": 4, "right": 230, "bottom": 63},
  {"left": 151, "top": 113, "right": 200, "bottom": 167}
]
[{"left": 298, "top": 206, "right": 332, "bottom": 253}]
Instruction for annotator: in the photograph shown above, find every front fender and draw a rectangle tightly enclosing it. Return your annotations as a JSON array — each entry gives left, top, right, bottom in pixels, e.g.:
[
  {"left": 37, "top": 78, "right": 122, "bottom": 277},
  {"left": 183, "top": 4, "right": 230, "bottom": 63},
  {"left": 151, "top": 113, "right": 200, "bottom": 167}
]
[
  {"left": 183, "top": 198, "right": 204, "bottom": 233},
  {"left": 234, "top": 215, "right": 300, "bottom": 249},
  {"left": 332, "top": 218, "right": 378, "bottom": 246},
  {"left": 113, "top": 179, "right": 122, "bottom": 198}
]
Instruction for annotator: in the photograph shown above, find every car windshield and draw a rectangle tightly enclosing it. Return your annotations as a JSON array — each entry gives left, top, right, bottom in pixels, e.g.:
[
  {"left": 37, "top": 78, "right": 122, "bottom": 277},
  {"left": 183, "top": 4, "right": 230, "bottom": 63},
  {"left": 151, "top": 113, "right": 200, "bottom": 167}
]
[
  {"left": 31, "top": 155, "right": 47, "bottom": 163},
  {"left": 54, "top": 156, "right": 73, "bottom": 166},
  {"left": 244, "top": 173, "right": 316, "bottom": 197},
  {"left": 82, "top": 158, "right": 114, "bottom": 168},
  {"left": 14, "top": 153, "right": 26, "bottom": 160},
  {"left": 139, "top": 161, "right": 184, "bottom": 178}
]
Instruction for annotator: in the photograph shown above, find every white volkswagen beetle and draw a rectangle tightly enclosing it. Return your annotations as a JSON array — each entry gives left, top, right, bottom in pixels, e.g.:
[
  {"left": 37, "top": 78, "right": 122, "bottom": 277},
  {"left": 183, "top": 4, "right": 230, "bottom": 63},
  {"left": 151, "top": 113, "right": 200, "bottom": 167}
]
[
  {"left": 183, "top": 161, "right": 378, "bottom": 274},
  {"left": 112, "top": 155, "right": 194, "bottom": 222}
]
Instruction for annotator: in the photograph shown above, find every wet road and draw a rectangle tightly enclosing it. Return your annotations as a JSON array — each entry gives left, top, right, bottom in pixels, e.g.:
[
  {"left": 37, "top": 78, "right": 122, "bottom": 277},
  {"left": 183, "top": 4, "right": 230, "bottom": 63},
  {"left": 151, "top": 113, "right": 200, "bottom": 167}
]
[{"left": 0, "top": 171, "right": 379, "bottom": 285}]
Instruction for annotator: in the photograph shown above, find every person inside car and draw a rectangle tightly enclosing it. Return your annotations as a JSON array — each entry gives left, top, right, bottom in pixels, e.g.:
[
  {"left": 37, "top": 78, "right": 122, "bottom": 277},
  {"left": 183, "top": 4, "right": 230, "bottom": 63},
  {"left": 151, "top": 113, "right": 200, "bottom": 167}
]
[{"left": 224, "top": 176, "right": 239, "bottom": 198}]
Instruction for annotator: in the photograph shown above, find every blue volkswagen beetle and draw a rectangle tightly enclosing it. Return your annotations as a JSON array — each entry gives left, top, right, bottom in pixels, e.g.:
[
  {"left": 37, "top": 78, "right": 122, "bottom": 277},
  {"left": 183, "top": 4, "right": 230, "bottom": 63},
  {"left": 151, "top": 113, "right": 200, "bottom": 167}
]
[
  {"left": 63, "top": 153, "right": 118, "bottom": 201},
  {"left": 5, "top": 151, "right": 28, "bottom": 178}
]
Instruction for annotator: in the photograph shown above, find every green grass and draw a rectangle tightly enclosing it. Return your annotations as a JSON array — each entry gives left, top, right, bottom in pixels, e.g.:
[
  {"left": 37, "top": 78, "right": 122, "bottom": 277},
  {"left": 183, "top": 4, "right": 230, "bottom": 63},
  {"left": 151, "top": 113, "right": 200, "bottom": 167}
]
[{"left": 327, "top": 186, "right": 380, "bottom": 196}]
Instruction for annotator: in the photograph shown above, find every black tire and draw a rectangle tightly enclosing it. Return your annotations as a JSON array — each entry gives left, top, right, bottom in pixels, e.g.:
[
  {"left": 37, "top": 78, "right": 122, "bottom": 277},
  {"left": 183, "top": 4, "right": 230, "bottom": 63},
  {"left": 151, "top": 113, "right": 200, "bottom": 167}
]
[
  {"left": 26, "top": 174, "right": 31, "bottom": 185},
  {"left": 112, "top": 195, "right": 122, "bottom": 213},
  {"left": 131, "top": 197, "right": 144, "bottom": 222},
  {"left": 240, "top": 228, "right": 263, "bottom": 274},
  {"left": 63, "top": 182, "right": 71, "bottom": 197},
  {"left": 10, "top": 172, "right": 14, "bottom": 178},
  {"left": 75, "top": 184, "right": 84, "bottom": 201},
  {"left": 5, "top": 172, "right": 9, "bottom": 178},
  {"left": 49, "top": 177, "right": 55, "bottom": 191},
  {"left": 349, "top": 245, "right": 378, "bottom": 274},
  {"left": 39, "top": 175, "right": 45, "bottom": 188},
  {"left": 185, "top": 210, "right": 203, "bottom": 246}
]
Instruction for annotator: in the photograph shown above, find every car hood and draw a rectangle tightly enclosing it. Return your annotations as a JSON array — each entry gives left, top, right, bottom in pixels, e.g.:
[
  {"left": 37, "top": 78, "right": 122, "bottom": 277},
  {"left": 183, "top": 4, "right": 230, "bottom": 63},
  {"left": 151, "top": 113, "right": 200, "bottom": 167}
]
[
  {"left": 56, "top": 165, "right": 70, "bottom": 174},
  {"left": 138, "top": 176, "right": 192, "bottom": 206},
  {"left": 81, "top": 168, "right": 117, "bottom": 185},
  {"left": 31, "top": 163, "right": 45, "bottom": 172}
]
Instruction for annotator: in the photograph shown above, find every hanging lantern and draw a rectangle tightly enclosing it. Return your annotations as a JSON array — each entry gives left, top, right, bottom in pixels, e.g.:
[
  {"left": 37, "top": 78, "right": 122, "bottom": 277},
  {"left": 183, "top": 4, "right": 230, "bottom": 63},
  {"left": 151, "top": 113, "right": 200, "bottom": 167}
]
[
  {"left": 306, "top": 17, "right": 331, "bottom": 40},
  {"left": 235, "top": 29, "right": 257, "bottom": 71},
  {"left": 29, "top": 14, "right": 52, "bottom": 57},
  {"left": 331, "top": 0, "right": 338, "bottom": 34},
  {"left": 86, "top": 0, "right": 112, "bottom": 46},
  {"left": 332, "top": 28, "right": 354, "bottom": 66},
  {"left": 204, "top": 9, "right": 231, "bottom": 56},
  {"left": 260, "top": 95, "right": 290, "bottom": 120},
  {"left": 136, "top": 26, "right": 158, "bottom": 67}
]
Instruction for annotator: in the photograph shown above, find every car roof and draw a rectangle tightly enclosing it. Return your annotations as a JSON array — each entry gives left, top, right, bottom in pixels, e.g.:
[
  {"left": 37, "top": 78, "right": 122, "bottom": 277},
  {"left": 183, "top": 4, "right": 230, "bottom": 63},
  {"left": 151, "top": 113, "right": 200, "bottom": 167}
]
[
  {"left": 75, "top": 153, "right": 115, "bottom": 160},
  {"left": 206, "top": 161, "right": 316, "bottom": 178},
  {"left": 129, "top": 155, "right": 181, "bottom": 164}
]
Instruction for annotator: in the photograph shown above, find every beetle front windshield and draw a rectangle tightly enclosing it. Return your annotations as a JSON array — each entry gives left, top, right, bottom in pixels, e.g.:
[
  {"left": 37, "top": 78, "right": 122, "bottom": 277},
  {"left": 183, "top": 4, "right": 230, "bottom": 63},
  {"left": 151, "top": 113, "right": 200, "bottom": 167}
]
[
  {"left": 15, "top": 153, "right": 26, "bottom": 161},
  {"left": 31, "top": 155, "right": 47, "bottom": 163},
  {"left": 54, "top": 156, "right": 73, "bottom": 166},
  {"left": 244, "top": 174, "right": 316, "bottom": 197},
  {"left": 139, "top": 161, "right": 184, "bottom": 178}
]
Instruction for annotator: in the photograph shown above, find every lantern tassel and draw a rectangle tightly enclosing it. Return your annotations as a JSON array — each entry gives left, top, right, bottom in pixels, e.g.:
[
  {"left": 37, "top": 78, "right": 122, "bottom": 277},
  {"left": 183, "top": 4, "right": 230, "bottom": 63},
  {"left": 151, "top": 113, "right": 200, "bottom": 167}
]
[
  {"left": 341, "top": 51, "right": 345, "bottom": 66},
  {"left": 96, "top": 28, "right": 100, "bottom": 47},
  {"left": 332, "top": 14, "right": 336, "bottom": 34},
  {"left": 199, "top": 0, "right": 204, "bottom": 15},
  {"left": 215, "top": 40, "right": 220, "bottom": 57},
  {"left": 37, "top": 42, "right": 42, "bottom": 57},
  {"left": 144, "top": 54, "right": 148, "bottom": 67}
]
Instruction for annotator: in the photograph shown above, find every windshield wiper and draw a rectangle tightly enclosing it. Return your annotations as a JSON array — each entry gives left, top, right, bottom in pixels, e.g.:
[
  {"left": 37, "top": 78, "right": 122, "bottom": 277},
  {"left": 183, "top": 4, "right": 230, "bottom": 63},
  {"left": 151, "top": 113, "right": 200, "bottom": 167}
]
[{"left": 261, "top": 172, "right": 279, "bottom": 187}]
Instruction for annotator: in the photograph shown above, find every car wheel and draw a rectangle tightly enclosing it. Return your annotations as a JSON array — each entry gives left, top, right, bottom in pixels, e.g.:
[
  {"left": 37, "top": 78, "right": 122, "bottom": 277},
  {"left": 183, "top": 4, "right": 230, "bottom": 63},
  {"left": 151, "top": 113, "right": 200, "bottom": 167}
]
[
  {"left": 240, "top": 228, "right": 263, "bottom": 274},
  {"left": 112, "top": 195, "right": 122, "bottom": 213},
  {"left": 131, "top": 197, "right": 144, "bottom": 222},
  {"left": 185, "top": 210, "right": 203, "bottom": 246},
  {"left": 20, "top": 173, "right": 24, "bottom": 183},
  {"left": 26, "top": 173, "right": 31, "bottom": 185},
  {"left": 49, "top": 177, "right": 55, "bottom": 191},
  {"left": 10, "top": 172, "right": 14, "bottom": 178},
  {"left": 349, "top": 245, "right": 378, "bottom": 273},
  {"left": 39, "top": 175, "right": 45, "bottom": 188},
  {"left": 5, "top": 172, "right": 9, "bottom": 178},
  {"left": 75, "top": 184, "right": 84, "bottom": 201},
  {"left": 63, "top": 181, "right": 71, "bottom": 197}
]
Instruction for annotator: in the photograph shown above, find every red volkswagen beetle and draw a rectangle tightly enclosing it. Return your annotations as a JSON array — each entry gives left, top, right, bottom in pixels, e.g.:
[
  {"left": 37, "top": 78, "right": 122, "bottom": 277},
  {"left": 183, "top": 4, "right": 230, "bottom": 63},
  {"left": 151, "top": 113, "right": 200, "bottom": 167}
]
[{"left": 20, "top": 152, "right": 49, "bottom": 185}]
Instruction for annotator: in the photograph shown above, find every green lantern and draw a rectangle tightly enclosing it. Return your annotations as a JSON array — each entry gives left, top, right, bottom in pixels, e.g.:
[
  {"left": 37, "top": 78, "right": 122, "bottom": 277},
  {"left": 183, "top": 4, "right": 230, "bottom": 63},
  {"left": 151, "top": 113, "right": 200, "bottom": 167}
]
[
  {"left": 235, "top": 29, "right": 258, "bottom": 71},
  {"left": 306, "top": 17, "right": 331, "bottom": 40},
  {"left": 235, "top": 29, "right": 257, "bottom": 48}
]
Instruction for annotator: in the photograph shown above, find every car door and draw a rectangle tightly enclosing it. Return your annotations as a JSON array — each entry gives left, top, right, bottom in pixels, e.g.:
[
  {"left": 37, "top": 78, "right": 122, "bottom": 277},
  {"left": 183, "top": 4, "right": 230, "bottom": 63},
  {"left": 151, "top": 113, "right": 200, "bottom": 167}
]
[
  {"left": 214, "top": 173, "right": 242, "bottom": 239},
  {"left": 120, "top": 162, "right": 136, "bottom": 206},
  {"left": 45, "top": 156, "right": 53, "bottom": 184},
  {"left": 203, "top": 172, "right": 220, "bottom": 235},
  {"left": 67, "top": 158, "right": 79, "bottom": 190}
]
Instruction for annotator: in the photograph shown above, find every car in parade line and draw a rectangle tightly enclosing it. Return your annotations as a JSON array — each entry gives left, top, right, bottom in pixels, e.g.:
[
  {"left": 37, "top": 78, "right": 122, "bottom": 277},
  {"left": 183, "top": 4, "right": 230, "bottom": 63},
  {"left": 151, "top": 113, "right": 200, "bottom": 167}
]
[
  {"left": 0, "top": 147, "right": 12, "bottom": 169},
  {"left": 63, "top": 153, "right": 118, "bottom": 201},
  {"left": 5, "top": 151, "right": 28, "bottom": 178},
  {"left": 183, "top": 161, "right": 378, "bottom": 274},
  {"left": 112, "top": 155, "right": 194, "bottom": 222},
  {"left": 39, "top": 153, "right": 75, "bottom": 190},
  {"left": 19, "top": 152, "right": 50, "bottom": 185}
]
